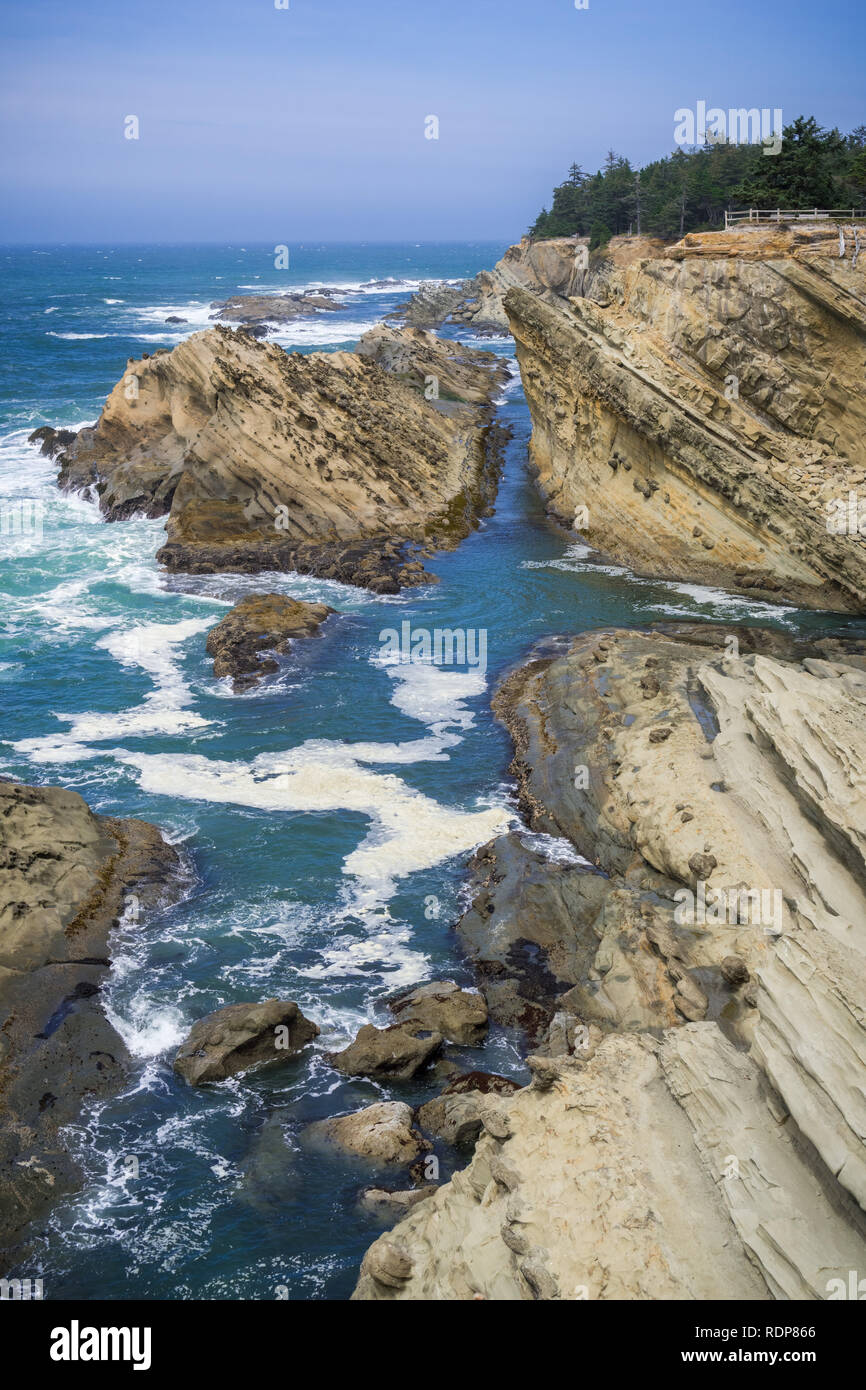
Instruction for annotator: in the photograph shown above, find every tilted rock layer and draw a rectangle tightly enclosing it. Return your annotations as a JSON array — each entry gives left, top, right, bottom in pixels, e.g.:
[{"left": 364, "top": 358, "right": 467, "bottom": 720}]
[
  {"left": 390, "top": 236, "right": 590, "bottom": 336},
  {"left": 33, "top": 325, "right": 508, "bottom": 591},
  {"left": 354, "top": 625, "right": 866, "bottom": 1299},
  {"left": 505, "top": 226, "right": 866, "bottom": 611}
]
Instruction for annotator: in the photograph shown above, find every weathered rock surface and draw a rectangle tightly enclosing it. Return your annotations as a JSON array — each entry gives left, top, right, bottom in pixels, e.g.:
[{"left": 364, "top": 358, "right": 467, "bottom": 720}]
[
  {"left": 210, "top": 291, "right": 345, "bottom": 327},
  {"left": 357, "top": 1186, "right": 437, "bottom": 1223},
  {"left": 327, "top": 1023, "right": 442, "bottom": 1080},
  {"left": 505, "top": 225, "right": 866, "bottom": 611},
  {"left": 388, "top": 980, "right": 488, "bottom": 1046},
  {"left": 354, "top": 1030, "right": 866, "bottom": 1300},
  {"left": 31, "top": 323, "right": 507, "bottom": 591},
  {"left": 173, "top": 999, "right": 318, "bottom": 1085},
  {"left": 205, "top": 593, "right": 335, "bottom": 691},
  {"left": 0, "top": 779, "right": 180, "bottom": 1269},
  {"left": 303, "top": 1102, "right": 431, "bottom": 1164},
  {"left": 354, "top": 622, "right": 866, "bottom": 1298},
  {"left": 389, "top": 238, "right": 590, "bottom": 336},
  {"left": 416, "top": 1090, "right": 499, "bottom": 1148},
  {"left": 357, "top": 323, "right": 508, "bottom": 405}
]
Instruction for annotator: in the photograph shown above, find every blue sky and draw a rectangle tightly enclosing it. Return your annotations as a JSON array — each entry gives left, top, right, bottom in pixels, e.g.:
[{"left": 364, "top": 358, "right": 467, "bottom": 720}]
[{"left": 0, "top": 0, "right": 862, "bottom": 241}]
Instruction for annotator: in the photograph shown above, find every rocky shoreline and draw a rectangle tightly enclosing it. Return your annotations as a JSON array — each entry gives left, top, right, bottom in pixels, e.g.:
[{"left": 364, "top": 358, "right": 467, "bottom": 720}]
[
  {"left": 0, "top": 779, "right": 181, "bottom": 1273},
  {"left": 352, "top": 622, "right": 866, "bottom": 1299},
  {"left": 10, "top": 226, "right": 866, "bottom": 1297}
]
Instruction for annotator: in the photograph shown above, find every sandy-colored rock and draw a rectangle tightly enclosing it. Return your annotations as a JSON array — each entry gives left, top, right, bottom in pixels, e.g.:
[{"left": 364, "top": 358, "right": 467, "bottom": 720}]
[
  {"left": 303, "top": 1102, "right": 430, "bottom": 1164},
  {"left": 494, "top": 626, "right": 866, "bottom": 1215},
  {"left": 353, "top": 622, "right": 866, "bottom": 1299},
  {"left": 416, "top": 1091, "right": 496, "bottom": 1147},
  {"left": 205, "top": 593, "right": 334, "bottom": 691},
  {"left": 173, "top": 999, "right": 318, "bottom": 1085},
  {"left": 353, "top": 1034, "right": 774, "bottom": 1300},
  {"left": 327, "top": 1022, "right": 442, "bottom": 1080},
  {"left": 388, "top": 980, "right": 488, "bottom": 1046},
  {"left": 357, "top": 1186, "right": 437, "bottom": 1222},
  {"left": 505, "top": 225, "right": 866, "bottom": 611},
  {"left": 33, "top": 324, "right": 507, "bottom": 590},
  {"left": 355, "top": 1029, "right": 866, "bottom": 1300}
]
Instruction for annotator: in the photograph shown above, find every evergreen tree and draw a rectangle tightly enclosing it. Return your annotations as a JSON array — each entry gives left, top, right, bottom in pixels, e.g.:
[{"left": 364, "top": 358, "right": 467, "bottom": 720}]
[{"left": 528, "top": 116, "right": 863, "bottom": 242}]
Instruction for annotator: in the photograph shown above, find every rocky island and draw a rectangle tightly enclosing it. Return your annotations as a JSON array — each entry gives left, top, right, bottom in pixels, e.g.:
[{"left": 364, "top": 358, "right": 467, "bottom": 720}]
[{"left": 31, "top": 323, "right": 509, "bottom": 594}]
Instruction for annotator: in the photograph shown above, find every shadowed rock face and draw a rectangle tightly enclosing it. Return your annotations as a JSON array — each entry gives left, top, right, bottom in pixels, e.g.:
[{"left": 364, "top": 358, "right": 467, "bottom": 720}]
[
  {"left": 353, "top": 623, "right": 866, "bottom": 1300},
  {"left": 505, "top": 225, "right": 866, "bottom": 612},
  {"left": 205, "top": 593, "right": 335, "bottom": 691},
  {"left": 0, "top": 779, "right": 180, "bottom": 1271},
  {"left": 31, "top": 324, "right": 508, "bottom": 592}
]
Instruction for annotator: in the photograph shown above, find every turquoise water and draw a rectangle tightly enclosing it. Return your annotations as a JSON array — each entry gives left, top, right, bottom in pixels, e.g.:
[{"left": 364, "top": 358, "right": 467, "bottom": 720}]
[{"left": 2, "top": 243, "right": 861, "bottom": 1300}]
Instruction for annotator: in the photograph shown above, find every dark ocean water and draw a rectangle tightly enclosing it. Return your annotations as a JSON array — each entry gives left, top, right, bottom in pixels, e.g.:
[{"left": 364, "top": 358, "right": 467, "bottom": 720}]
[{"left": 1, "top": 242, "right": 860, "bottom": 1299}]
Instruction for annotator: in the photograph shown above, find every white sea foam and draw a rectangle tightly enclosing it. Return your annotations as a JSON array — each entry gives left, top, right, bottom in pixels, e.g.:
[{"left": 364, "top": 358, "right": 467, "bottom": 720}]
[
  {"left": 266, "top": 317, "right": 380, "bottom": 347},
  {"left": 129, "top": 301, "right": 214, "bottom": 327},
  {"left": 119, "top": 743, "right": 508, "bottom": 904},
  {"left": 385, "top": 661, "right": 487, "bottom": 735},
  {"left": 522, "top": 544, "right": 797, "bottom": 621},
  {"left": 13, "top": 615, "right": 217, "bottom": 763}
]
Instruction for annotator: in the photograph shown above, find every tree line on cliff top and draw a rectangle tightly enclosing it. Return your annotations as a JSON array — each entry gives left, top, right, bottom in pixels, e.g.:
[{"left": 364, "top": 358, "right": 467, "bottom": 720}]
[{"left": 530, "top": 117, "right": 866, "bottom": 246}]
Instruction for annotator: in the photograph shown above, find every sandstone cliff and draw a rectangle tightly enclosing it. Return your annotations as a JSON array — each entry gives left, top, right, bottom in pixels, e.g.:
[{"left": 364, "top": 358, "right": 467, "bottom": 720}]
[
  {"left": 0, "top": 779, "right": 179, "bottom": 1269},
  {"left": 353, "top": 625, "right": 866, "bottom": 1299},
  {"left": 505, "top": 225, "right": 866, "bottom": 612},
  {"left": 32, "top": 324, "right": 508, "bottom": 592}
]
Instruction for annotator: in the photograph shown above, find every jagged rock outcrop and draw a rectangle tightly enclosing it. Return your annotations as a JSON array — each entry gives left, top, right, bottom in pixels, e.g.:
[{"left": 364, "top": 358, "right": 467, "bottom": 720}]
[
  {"left": 505, "top": 225, "right": 866, "bottom": 612},
  {"left": 209, "top": 291, "right": 345, "bottom": 328},
  {"left": 173, "top": 999, "right": 318, "bottom": 1085},
  {"left": 31, "top": 324, "right": 508, "bottom": 591},
  {"left": 205, "top": 593, "right": 335, "bottom": 691},
  {"left": 354, "top": 1028, "right": 866, "bottom": 1300},
  {"left": 389, "top": 237, "right": 591, "bottom": 336},
  {"left": 0, "top": 779, "right": 180, "bottom": 1269},
  {"left": 357, "top": 1186, "right": 437, "bottom": 1223},
  {"left": 353, "top": 623, "right": 866, "bottom": 1298}
]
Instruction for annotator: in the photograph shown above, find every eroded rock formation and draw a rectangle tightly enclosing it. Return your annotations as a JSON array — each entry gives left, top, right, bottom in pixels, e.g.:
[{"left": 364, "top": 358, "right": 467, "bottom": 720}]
[
  {"left": 504, "top": 226, "right": 866, "bottom": 611},
  {"left": 353, "top": 624, "right": 866, "bottom": 1299},
  {"left": 205, "top": 593, "right": 335, "bottom": 691},
  {"left": 32, "top": 324, "right": 508, "bottom": 592},
  {"left": 389, "top": 237, "right": 590, "bottom": 336}
]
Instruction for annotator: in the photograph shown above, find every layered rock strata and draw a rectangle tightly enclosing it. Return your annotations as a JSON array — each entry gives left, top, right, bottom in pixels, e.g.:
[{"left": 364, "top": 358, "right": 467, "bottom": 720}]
[
  {"left": 389, "top": 237, "right": 591, "bottom": 336},
  {"left": 504, "top": 225, "right": 866, "bottom": 611},
  {"left": 31, "top": 324, "right": 508, "bottom": 592},
  {"left": 354, "top": 624, "right": 866, "bottom": 1299}
]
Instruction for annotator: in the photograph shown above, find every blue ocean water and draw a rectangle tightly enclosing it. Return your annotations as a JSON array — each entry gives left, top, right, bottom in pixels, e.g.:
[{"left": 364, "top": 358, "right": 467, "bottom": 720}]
[{"left": 1, "top": 243, "right": 861, "bottom": 1300}]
